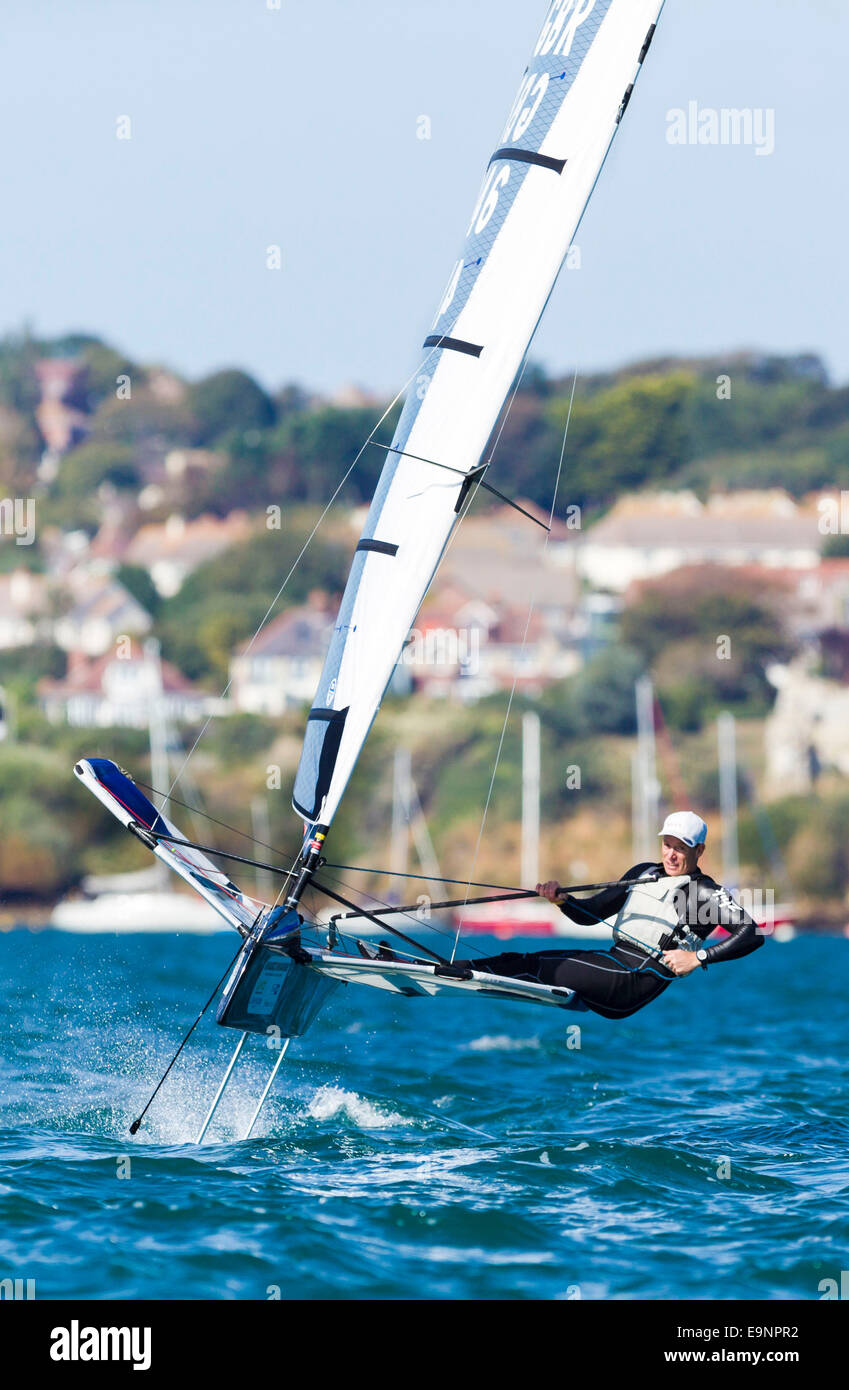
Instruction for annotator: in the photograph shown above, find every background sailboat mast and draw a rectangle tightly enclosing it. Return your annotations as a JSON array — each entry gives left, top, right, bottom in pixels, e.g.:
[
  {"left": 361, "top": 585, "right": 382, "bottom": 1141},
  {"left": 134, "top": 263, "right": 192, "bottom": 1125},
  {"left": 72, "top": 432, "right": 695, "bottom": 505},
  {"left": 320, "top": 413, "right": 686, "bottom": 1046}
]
[
  {"left": 144, "top": 638, "right": 170, "bottom": 889},
  {"left": 390, "top": 747, "right": 442, "bottom": 893},
  {"left": 633, "top": 674, "right": 660, "bottom": 861},
  {"left": 718, "top": 710, "right": 740, "bottom": 894},
  {"left": 521, "top": 710, "right": 541, "bottom": 888}
]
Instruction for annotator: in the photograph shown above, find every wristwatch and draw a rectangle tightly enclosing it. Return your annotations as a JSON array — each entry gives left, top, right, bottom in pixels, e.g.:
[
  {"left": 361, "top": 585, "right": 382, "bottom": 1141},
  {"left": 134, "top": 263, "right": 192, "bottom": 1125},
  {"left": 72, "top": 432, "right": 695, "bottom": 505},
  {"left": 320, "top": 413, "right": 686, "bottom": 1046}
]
[{"left": 696, "top": 949, "right": 708, "bottom": 970}]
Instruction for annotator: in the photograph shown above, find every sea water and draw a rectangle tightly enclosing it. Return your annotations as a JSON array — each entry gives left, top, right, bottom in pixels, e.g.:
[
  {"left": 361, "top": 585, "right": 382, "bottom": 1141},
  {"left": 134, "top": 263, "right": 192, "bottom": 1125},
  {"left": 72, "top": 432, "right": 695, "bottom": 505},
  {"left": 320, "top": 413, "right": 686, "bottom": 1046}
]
[{"left": 0, "top": 929, "right": 846, "bottom": 1301}]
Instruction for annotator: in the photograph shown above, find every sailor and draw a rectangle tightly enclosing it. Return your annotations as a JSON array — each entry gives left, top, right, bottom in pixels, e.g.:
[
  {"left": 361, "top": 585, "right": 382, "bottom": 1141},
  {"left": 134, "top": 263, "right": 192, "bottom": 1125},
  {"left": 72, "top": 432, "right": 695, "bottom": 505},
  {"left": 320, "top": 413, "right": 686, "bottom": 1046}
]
[{"left": 460, "top": 812, "right": 764, "bottom": 1018}]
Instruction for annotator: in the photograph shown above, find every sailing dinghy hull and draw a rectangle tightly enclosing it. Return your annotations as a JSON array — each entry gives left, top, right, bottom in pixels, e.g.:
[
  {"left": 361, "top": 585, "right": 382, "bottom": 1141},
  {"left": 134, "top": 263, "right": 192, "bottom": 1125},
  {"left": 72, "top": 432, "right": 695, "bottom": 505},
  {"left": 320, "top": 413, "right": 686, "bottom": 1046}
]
[
  {"left": 278, "top": 948, "right": 588, "bottom": 1012},
  {"left": 73, "top": 759, "right": 265, "bottom": 936}
]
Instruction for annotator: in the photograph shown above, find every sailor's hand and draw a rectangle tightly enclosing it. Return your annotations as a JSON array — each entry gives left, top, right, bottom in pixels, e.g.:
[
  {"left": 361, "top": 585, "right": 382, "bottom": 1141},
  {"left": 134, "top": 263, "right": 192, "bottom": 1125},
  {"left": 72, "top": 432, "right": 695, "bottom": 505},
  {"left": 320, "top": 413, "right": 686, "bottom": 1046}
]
[
  {"left": 537, "top": 880, "right": 564, "bottom": 903},
  {"left": 661, "top": 949, "right": 700, "bottom": 977}
]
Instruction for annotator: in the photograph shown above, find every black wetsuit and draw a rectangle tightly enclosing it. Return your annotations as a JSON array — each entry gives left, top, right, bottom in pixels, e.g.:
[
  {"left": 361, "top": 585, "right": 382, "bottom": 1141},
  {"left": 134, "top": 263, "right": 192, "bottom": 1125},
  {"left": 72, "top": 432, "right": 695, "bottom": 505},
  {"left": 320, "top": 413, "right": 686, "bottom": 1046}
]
[{"left": 467, "top": 861, "right": 764, "bottom": 1019}]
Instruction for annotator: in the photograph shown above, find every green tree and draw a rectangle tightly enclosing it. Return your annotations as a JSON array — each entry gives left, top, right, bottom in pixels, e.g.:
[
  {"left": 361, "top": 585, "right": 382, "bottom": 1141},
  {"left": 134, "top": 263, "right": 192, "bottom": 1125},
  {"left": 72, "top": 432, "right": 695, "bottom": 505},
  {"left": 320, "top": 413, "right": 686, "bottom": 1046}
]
[
  {"left": 156, "top": 524, "right": 349, "bottom": 682},
  {"left": 821, "top": 532, "right": 849, "bottom": 559},
  {"left": 538, "top": 645, "right": 643, "bottom": 739},
  {"left": 622, "top": 568, "right": 792, "bottom": 720},
  {"left": 188, "top": 369, "right": 275, "bottom": 445},
  {"left": 117, "top": 564, "right": 161, "bottom": 617},
  {"left": 91, "top": 392, "right": 197, "bottom": 448},
  {"left": 0, "top": 743, "right": 125, "bottom": 897},
  {"left": 0, "top": 403, "right": 41, "bottom": 487},
  {"left": 51, "top": 333, "right": 142, "bottom": 409},
  {"left": 267, "top": 404, "right": 398, "bottom": 503},
  {"left": 55, "top": 440, "right": 140, "bottom": 497},
  {"left": 0, "top": 328, "right": 42, "bottom": 418}
]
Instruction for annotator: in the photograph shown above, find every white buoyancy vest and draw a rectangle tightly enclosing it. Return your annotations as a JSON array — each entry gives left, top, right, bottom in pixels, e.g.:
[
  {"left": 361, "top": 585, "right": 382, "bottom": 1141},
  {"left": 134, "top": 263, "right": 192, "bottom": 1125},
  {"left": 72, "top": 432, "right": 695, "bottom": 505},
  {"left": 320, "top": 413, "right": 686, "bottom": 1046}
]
[{"left": 611, "top": 875, "right": 702, "bottom": 957}]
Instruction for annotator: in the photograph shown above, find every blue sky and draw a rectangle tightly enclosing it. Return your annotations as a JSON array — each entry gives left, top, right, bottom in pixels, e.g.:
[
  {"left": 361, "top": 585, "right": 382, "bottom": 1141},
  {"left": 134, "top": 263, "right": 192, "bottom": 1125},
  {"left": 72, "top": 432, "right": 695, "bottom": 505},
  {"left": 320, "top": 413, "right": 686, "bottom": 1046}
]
[{"left": 1, "top": 0, "right": 845, "bottom": 394}]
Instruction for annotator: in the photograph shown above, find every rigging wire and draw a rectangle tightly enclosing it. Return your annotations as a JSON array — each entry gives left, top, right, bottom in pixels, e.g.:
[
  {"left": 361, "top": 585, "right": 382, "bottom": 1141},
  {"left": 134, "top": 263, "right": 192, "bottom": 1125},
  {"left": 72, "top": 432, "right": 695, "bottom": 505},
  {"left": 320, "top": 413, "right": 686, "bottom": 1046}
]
[
  {"left": 325, "top": 863, "right": 523, "bottom": 892},
  {"left": 311, "top": 862, "right": 466, "bottom": 952},
  {"left": 132, "top": 350, "right": 574, "bottom": 944},
  {"left": 135, "top": 778, "right": 303, "bottom": 867},
  {"left": 134, "top": 345, "right": 562, "bottom": 909},
  {"left": 135, "top": 775, "right": 531, "bottom": 949},
  {"left": 134, "top": 780, "right": 633, "bottom": 925},
  {"left": 159, "top": 348, "right": 443, "bottom": 807},
  {"left": 128, "top": 940, "right": 246, "bottom": 1135},
  {"left": 144, "top": 829, "right": 300, "bottom": 884},
  {"left": 312, "top": 878, "right": 449, "bottom": 963},
  {"left": 322, "top": 862, "right": 640, "bottom": 896},
  {"left": 450, "top": 367, "right": 580, "bottom": 963}
]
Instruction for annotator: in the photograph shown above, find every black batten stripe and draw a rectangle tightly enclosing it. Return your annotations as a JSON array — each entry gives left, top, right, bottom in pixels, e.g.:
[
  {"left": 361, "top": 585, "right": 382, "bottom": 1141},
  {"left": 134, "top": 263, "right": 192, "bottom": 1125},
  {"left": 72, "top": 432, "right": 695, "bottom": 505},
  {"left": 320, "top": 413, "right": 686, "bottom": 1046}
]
[
  {"left": 423, "top": 334, "right": 483, "bottom": 358},
  {"left": 616, "top": 83, "right": 634, "bottom": 124},
  {"left": 356, "top": 539, "right": 398, "bottom": 557},
  {"left": 488, "top": 146, "right": 566, "bottom": 175},
  {"left": 639, "top": 23, "right": 657, "bottom": 64}
]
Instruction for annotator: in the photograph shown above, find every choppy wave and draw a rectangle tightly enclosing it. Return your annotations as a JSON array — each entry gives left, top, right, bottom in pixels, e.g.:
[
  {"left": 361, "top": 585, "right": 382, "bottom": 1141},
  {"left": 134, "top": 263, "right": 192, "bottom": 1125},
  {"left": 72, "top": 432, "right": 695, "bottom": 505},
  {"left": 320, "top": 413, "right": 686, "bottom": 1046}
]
[
  {"left": 466, "top": 1034, "right": 541, "bottom": 1052},
  {"left": 306, "top": 1086, "right": 413, "bottom": 1129},
  {"left": 0, "top": 929, "right": 847, "bottom": 1299}
]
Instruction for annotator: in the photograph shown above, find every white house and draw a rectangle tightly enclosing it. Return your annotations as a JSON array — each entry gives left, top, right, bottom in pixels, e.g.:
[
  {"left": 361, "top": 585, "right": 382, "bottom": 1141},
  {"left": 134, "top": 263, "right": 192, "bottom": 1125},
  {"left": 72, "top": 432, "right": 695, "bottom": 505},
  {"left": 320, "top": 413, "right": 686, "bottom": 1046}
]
[
  {"left": 577, "top": 490, "right": 823, "bottom": 593},
  {"left": 53, "top": 575, "right": 151, "bottom": 655},
  {"left": 39, "top": 641, "right": 215, "bottom": 729},
  {"left": 0, "top": 569, "right": 50, "bottom": 649},
  {"left": 230, "top": 603, "right": 335, "bottom": 716},
  {"left": 124, "top": 511, "right": 252, "bottom": 597}
]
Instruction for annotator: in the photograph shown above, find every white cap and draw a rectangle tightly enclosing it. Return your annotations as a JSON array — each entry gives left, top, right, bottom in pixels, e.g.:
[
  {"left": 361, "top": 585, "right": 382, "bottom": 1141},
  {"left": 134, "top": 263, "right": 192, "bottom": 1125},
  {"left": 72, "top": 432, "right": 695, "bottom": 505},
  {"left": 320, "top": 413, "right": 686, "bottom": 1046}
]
[{"left": 658, "top": 811, "right": 707, "bottom": 847}]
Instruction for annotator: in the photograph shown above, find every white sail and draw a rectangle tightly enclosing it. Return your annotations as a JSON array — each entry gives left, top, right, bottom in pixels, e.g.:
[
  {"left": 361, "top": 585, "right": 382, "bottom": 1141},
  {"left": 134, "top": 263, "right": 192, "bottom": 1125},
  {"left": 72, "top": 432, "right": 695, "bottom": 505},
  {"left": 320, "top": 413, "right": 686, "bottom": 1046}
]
[{"left": 293, "top": 0, "right": 665, "bottom": 831}]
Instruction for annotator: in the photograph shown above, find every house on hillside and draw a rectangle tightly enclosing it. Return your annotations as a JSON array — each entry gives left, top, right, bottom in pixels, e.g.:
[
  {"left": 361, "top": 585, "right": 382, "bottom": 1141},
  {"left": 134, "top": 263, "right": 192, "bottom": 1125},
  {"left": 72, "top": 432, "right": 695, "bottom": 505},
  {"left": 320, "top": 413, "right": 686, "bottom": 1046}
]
[
  {"left": 577, "top": 490, "right": 822, "bottom": 592},
  {"left": 34, "top": 358, "right": 89, "bottom": 479},
  {"left": 124, "top": 511, "right": 252, "bottom": 597},
  {"left": 229, "top": 602, "right": 336, "bottom": 716},
  {"left": 0, "top": 569, "right": 51, "bottom": 649},
  {"left": 39, "top": 641, "right": 214, "bottom": 729},
  {"left": 53, "top": 574, "right": 151, "bottom": 655},
  {"left": 437, "top": 504, "right": 579, "bottom": 606},
  {"left": 409, "top": 589, "right": 580, "bottom": 700},
  {"left": 410, "top": 504, "right": 584, "bottom": 696},
  {"left": 763, "top": 659, "right": 849, "bottom": 795},
  {"left": 791, "top": 559, "right": 849, "bottom": 637}
]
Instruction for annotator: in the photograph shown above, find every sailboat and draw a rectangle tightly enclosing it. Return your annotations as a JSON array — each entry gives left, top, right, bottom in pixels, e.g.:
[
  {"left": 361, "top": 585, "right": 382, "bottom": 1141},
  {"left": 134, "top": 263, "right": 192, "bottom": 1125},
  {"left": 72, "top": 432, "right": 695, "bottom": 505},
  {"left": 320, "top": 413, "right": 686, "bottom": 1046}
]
[{"left": 73, "top": 1, "right": 667, "bottom": 1138}]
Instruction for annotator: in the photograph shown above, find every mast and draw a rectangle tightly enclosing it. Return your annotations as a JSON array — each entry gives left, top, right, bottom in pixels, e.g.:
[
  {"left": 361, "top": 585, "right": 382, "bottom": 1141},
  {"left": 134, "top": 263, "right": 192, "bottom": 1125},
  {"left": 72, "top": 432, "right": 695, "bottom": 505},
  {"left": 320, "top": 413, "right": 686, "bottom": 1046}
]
[
  {"left": 717, "top": 710, "right": 740, "bottom": 894},
  {"left": 287, "top": 0, "right": 667, "bottom": 907},
  {"left": 0, "top": 685, "right": 13, "bottom": 742},
  {"left": 390, "top": 747, "right": 442, "bottom": 899},
  {"left": 406, "top": 778, "right": 442, "bottom": 887},
  {"left": 144, "top": 638, "right": 170, "bottom": 889},
  {"left": 521, "top": 711, "right": 541, "bottom": 888},
  {"left": 390, "top": 748, "right": 412, "bottom": 887},
  {"left": 633, "top": 675, "right": 660, "bottom": 861}
]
